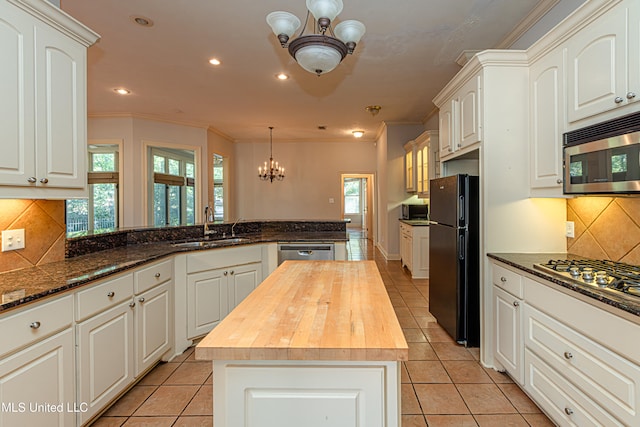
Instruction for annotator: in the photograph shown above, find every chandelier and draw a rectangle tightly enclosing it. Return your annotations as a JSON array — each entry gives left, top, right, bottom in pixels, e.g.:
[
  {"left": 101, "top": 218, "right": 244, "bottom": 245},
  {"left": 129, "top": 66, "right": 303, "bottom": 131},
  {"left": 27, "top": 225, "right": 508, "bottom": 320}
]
[
  {"left": 266, "top": 0, "right": 366, "bottom": 76},
  {"left": 258, "top": 127, "right": 285, "bottom": 183}
]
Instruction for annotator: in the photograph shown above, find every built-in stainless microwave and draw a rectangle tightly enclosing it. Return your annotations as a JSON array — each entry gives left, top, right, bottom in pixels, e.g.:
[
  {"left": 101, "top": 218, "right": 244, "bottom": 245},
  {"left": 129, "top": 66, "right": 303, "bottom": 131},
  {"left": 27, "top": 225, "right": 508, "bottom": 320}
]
[{"left": 563, "top": 111, "right": 640, "bottom": 194}]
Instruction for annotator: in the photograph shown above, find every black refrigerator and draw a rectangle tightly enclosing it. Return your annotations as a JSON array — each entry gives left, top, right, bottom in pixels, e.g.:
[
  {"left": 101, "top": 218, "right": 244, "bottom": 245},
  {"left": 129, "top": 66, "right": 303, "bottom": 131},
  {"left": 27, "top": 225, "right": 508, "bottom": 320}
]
[{"left": 428, "top": 174, "right": 480, "bottom": 347}]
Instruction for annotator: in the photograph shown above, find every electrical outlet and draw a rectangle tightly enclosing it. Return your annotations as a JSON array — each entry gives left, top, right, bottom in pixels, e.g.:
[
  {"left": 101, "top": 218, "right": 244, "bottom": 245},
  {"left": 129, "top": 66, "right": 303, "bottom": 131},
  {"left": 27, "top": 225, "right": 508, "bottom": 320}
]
[
  {"left": 2, "top": 229, "right": 25, "bottom": 252},
  {"left": 565, "top": 221, "right": 575, "bottom": 238},
  {"left": 328, "top": 198, "right": 335, "bottom": 204}
]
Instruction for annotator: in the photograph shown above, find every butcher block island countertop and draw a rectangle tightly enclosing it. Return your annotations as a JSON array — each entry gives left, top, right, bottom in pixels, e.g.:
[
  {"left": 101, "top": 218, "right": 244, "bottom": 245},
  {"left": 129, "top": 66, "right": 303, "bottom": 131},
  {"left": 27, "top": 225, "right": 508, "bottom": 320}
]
[{"left": 196, "top": 260, "right": 408, "bottom": 427}]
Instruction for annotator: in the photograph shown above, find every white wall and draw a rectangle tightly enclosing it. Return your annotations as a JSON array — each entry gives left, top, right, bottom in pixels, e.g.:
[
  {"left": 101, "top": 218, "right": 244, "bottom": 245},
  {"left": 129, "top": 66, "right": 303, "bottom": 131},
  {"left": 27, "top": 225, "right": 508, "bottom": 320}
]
[
  {"left": 510, "top": 0, "right": 587, "bottom": 49},
  {"left": 234, "top": 140, "right": 376, "bottom": 220},
  {"left": 88, "top": 116, "right": 208, "bottom": 227}
]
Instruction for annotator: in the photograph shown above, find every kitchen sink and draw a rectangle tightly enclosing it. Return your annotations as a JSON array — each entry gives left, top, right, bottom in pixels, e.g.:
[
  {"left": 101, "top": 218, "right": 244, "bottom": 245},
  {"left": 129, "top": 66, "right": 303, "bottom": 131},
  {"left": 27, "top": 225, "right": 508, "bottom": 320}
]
[{"left": 172, "top": 237, "right": 251, "bottom": 248}]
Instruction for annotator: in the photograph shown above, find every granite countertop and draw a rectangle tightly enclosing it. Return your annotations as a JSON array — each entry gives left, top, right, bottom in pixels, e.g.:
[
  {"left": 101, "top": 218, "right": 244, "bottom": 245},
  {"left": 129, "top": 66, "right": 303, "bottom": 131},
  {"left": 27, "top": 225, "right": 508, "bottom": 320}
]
[
  {"left": 0, "top": 231, "right": 348, "bottom": 313},
  {"left": 488, "top": 253, "right": 640, "bottom": 318},
  {"left": 399, "top": 219, "right": 432, "bottom": 226}
]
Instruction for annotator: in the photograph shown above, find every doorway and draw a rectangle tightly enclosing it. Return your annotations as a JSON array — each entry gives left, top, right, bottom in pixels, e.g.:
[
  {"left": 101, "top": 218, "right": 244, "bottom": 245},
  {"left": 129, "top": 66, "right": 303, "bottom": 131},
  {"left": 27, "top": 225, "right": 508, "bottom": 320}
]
[{"left": 341, "top": 174, "right": 374, "bottom": 239}]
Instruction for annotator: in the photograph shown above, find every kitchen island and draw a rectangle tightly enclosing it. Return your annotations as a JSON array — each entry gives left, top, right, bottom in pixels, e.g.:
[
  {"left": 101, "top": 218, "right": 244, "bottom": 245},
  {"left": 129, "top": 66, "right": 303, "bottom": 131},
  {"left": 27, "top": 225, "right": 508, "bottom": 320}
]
[{"left": 196, "top": 260, "right": 408, "bottom": 427}]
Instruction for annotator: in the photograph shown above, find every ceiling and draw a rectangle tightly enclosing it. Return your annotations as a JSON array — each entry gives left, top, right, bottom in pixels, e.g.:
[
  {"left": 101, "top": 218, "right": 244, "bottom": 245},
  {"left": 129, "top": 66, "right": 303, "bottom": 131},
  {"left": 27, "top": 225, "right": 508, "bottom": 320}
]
[{"left": 60, "top": 0, "right": 559, "bottom": 143}]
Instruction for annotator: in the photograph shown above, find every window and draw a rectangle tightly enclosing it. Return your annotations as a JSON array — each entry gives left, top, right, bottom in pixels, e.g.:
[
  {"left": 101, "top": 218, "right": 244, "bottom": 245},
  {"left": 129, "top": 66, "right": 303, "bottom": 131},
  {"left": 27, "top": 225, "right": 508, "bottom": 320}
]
[
  {"left": 344, "top": 178, "right": 362, "bottom": 214},
  {"left": 213, "top": 154, "right": 224, "bottom": 221},
  {"left": 66, "top": 145, "right": 119, "bottom": 233},
  {"left": 151, "top": 148, "right": 195, "bottom": 226}
]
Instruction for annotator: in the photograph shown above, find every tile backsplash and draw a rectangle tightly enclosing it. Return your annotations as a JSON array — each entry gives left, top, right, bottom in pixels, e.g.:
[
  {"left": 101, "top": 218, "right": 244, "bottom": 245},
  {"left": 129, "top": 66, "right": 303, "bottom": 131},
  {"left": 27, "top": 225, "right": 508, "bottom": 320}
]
[
  {"left": 0, "top": 200, "right": 65, "bottom": 273},
  {"left": 567, "top": 197, "right": 640, "bottom": 264}
]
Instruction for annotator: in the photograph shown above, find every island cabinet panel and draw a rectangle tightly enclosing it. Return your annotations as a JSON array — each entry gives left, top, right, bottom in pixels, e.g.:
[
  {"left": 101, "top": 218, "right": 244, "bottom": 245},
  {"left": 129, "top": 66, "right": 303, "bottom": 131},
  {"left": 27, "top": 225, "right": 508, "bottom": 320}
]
[{"left": 197, "top": 261, "right": 408, "bottom": 427}]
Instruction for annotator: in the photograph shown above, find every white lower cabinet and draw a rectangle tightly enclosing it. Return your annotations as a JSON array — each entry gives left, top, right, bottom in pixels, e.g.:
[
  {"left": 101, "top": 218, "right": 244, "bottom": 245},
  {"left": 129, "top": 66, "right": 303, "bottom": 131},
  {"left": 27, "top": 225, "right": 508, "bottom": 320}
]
[
  {"left": 76, "top": 299, "right": 135, "bottom": 425},
  {"left": 399, "top": 222, "right": 429, "bottom": 279},
  {"left": 0, "top": 328, "right": 75, "bottom": 427},
  {"left": 490, "top": 259, "right": 640, "bottom": 427},
  {"left": 186, "top": 245, "right": 263, "bottom": 339}
]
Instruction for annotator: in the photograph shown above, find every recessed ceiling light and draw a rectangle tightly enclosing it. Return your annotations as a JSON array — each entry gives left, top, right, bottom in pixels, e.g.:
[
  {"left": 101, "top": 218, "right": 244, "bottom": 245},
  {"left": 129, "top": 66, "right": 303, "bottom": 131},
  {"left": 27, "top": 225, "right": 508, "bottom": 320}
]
[
  {"left": 114, "top": 88, "right": 130, "bottom": 95},
  {"left": 352, "top": 130, "right": 364, "bottom": 138},
  {"left": 130, "top": 15, "right": 154, "bottom": 27},
  {"left": 276, "top": 73, "right": 289, "bottom": 80},
  {"left": 209, "top": 58, "right": 221, "bottom": 66}
]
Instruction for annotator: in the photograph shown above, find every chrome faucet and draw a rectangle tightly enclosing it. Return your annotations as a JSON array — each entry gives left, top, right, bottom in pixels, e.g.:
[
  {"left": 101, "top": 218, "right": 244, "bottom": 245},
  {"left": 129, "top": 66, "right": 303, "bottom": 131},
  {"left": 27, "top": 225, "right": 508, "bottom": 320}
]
[
  {"left": 231, "top": 218, "right": 242, "bottom": 237},
  {"left": 204, "top": 206, "right": 216, "bottom": 236}
]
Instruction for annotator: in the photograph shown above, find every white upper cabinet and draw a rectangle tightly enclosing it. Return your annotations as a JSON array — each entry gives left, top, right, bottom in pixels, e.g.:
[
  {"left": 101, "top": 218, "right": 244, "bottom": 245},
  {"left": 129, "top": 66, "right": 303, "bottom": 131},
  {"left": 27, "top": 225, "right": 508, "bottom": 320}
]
[
  {"left": 529, "top": 46, "right": 566, "bottom": 195},
  {"left": 566, "top": 0, "right": 639, "bottom": 126},
  {"left": 403, "top": 140, "right": 416, "bottom": 193},
  {"left": 436, "top": 73, "right": 481, "bottom": 161},
  {"left": 0, "top": 0, "right": 98, "bottom": 199}
]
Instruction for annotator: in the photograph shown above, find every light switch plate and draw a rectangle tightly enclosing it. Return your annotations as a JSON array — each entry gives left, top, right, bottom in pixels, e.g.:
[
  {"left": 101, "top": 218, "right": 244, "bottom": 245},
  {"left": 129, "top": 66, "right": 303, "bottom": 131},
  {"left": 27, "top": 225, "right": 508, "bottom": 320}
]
[
  {"left": 2, "top": 229, "right": 25, "bottom": 252},
  {"left": 565, "top": 221, "right": 575, "bottom": 238}
]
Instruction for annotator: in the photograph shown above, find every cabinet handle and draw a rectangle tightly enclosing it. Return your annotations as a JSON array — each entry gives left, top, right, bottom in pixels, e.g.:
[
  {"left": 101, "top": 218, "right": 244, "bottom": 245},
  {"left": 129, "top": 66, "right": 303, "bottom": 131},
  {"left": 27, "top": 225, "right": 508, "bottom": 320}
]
[
  {"left": 614, "top": 96, "right": 624, "bottom": 104},
  {"left": 556, "top": 179, "right": 563, "bottom": 184},
  {"left": 500, "top": 276, "right": 507, "bottom": 283},
  {"left": 230, "top": 270, "right": 235, "bottom": 275},
  {"left": 564, "top": 351, "right": 573, "bottom": 360},
  {"left": 129, "top": 302, "right": 136, "bottom": 308},
  {"left": 224, "top": 271, "right": 228, "bottom": 276},
  {"left": 154, "top": 272, "right": 161, "bottom": 278},
  {"left": 27, "top": 177, "right": 37, "bottom": 183},
  {"left": 107, "top": 291, "right": 115, "bottom": 298},
  {"left": 138, "top": 297, "right": 145, "bottom": 303},
  {"left": 564, "top": 408, "right": 574, "bottom": 415},
  {"left": 39, "top": 178, "right": 48, "bottom": 184},
  {"left": 627, "top": 92, "right": 636, "bottom": 100},
  {"left": 29, "top": 321, "right": 41, "bottom": 329},
  {"left": 513, "top": 301, "right": 520, "bottom": 307}
]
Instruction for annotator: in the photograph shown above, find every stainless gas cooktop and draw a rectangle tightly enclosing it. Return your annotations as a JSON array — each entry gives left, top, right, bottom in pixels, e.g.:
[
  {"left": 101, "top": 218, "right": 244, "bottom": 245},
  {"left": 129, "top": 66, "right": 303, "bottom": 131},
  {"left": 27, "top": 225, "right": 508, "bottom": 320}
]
[{"left": 534, "top": 258, "right": 640, "bottom": 299}]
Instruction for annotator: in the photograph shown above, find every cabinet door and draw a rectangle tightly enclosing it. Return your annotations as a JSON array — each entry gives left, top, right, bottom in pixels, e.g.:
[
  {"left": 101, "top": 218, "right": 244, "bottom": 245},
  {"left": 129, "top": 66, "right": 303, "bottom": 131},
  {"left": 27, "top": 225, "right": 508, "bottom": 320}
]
[
  {"left": 493, "top": 286, "right": 523, "bottom": 384},
  {"left": 566, "top": 4, "right": 627, "bottom": 123},
  {"left": 439, "top": 99, "right": 456, "bottom": 159},
  {"left": 135, "top": 283, "right": 172, "bottom": 376},
  {"left": 34, "top": 21, "right": 87, "bottom": 189},
  {"left": 0, "top": 329, "right": 75, "bottom": 427},
  {"left": 416, "top": 149, "right": 423, "bottom": 194},
  {"left": 187, "top": 268, "right": 229, "bottom": 338},
  {"left": 404, "top": 148, "right": 415, "bottom": 192},
  {"left": 418, "top": 145, "right": 429, "bottom": 197},
  {"left": 228, "top": 262, "right": 263, "bottom": 311},
  {"left": 530, "top": 48, "right": 565, "bottom": 192},
  {"left": 77, "top": 300, "right": 135, "bottom": 424},
  {"left": 458, "top": 76, "right": 481, "bottom": 149},
  {"left": 0, "top": 2, "right": 36, "bottom": 187}
]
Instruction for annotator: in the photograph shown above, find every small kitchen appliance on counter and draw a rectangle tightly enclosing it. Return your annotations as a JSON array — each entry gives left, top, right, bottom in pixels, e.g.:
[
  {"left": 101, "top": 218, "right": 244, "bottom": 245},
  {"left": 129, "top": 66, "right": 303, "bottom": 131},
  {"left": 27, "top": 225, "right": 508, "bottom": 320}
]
[
  {"left": 401, "top": 203, "right": 428, "bottom": 220},
  {"left": 428, "top": 174, "right": 479, "bottom": 347},
  {"left": 535, "top": 258, "right": 640, "bottom": 300}
]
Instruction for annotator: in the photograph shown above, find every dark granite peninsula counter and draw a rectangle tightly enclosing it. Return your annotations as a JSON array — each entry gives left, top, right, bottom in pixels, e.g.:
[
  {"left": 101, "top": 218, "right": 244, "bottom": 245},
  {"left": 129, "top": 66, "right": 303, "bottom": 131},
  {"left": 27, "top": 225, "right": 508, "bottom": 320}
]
[
  {"left": 0, "top": 220, "right": 348, "bottom": 312},
  {"left": 488, "top": 253, "right": 640, "bottom": 319}
]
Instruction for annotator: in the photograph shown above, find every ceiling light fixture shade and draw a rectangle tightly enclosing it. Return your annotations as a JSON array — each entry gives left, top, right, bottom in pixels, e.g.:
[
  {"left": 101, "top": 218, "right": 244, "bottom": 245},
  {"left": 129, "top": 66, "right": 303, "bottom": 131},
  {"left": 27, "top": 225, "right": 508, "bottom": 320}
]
[
  {"left": 352, "top": 130, "right": 364, "bottom": 138},
  {"left": 267, "top": 1, "right": 365, "bottom": 76},
  {"left": 258, "top": 127, "right": 285, "bottom": 183}
]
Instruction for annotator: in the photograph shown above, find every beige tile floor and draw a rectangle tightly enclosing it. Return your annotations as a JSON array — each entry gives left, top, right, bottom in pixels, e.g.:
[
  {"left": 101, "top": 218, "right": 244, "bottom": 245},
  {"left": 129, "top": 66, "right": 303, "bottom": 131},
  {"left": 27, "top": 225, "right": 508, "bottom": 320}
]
[{"left": 92, "top": 233, "right": 554, "bottom": 426}]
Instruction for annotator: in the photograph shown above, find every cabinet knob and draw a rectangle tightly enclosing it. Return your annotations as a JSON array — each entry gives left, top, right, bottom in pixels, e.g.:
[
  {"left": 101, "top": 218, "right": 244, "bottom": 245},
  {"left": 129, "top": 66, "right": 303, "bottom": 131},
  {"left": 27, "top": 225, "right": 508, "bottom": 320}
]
[
  {"left": 39, "top": 178, "right": 48, "bottom": 184},
  {"left": 556, "top": 179, "right": 563, "bottom": 184},
  {"left": 564, "top": 408, "right": 574, "bottom": 415},
  {"left": 129, "top": 302, "right": 136, "bottom": 308},
  {"left": 29, "top": 321, "right": 41, "bottom": 329},
  {"left": 230, "top": 270, "right": 235, "bottom": 275},
  {"left": 614, "top": 96, "right": 624, "bottom": 104},
  {"left": 564, "top": 351, "right": 573, "bottom": 360},
  {"left": 27, "top": 177, "right": 37, "bottom": 183},
  {"left": 513, "top": 301, "right": 520, "bottom": 307},
  {"left": 138, "top": 297, "right": 145, "bottom": 303},
  {"left": 500, "top": 276, "right": 507, "bottom": 283},
  {"left": 154, "top": 272, "right": 161, "bottom": 278},
  {"left": 627, "top": 92, "right": 637, "bottom": 100},
  {"left": 107, "top": 291, "right": 115, "bottom": 298},
  {"left": 224, "top": 271, "right": 228, "bottom": 276}
]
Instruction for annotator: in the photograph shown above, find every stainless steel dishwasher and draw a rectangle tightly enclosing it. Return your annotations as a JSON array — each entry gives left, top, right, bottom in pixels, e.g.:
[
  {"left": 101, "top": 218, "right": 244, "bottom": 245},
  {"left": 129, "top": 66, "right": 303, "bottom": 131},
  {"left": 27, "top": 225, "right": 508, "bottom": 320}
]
[{"left": 277, "top": 242, "right": 335, "bottom": 265}]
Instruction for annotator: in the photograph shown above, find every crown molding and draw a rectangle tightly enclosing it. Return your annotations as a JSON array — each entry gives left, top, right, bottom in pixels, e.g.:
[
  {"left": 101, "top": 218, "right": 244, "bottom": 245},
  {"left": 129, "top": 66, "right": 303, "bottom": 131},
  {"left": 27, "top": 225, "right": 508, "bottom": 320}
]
[{"left": 494, "top": 0, "right": 561, "bottom": 49}]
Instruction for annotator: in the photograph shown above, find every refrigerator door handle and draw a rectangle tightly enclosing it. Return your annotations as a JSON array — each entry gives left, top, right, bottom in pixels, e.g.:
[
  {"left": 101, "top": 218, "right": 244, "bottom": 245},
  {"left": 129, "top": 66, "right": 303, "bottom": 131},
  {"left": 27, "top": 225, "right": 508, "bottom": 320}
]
[{"left": 459, "top": 234, "right": 465, "bottom": 260}]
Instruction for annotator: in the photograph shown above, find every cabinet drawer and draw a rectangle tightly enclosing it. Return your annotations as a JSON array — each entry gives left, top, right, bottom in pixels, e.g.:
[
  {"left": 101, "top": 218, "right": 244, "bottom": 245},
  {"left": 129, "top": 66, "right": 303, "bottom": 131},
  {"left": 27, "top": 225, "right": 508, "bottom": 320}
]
[
  {"left": 525, "top": 348, "right": 624, "bottom": 427},
  {"left": 0, "top": 294, "right": 73, "bottom": 357},
  {"left": 134, "top": 259, "right": 173, "bottom": 294},
  {"left": 76, "top": 273, "right": 133, "bottom": 322},
  {"left": 491, "top": 262, "right": 523, "bottom": 298},
  {"left": 524, "top": 304, "right": 640, "bottom": 425}
]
